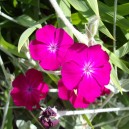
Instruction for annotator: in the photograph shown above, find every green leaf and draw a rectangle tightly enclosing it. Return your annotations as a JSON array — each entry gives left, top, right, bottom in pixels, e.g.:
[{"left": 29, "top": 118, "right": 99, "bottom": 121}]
[
  {"left": 47, "top": 74, "right": 60, "bottom": 85},
  {"left": 5, "top": 97, "right": 13, "bottom": 129},
  {"left": 71, "top": 13, "right": 82, "bottom": 25},
  {"left": 18, "top": 24, "right": 41, "bottom": 52},
  {"left": 0, "top": 33, "right": 25, "bottom": 58},
  {"left": 86, "top": 0, "right": 99, "bottom": 16},
  {"left": 16, "top": 120, "right": 37, "bottom": 129},
  {"left": 99, "top": 20, "right": 114, "bottom": 40},
  {"left": 120, "top": 79, "right": 129, "bottom": 92},
  {"left": 110, "top": 66, "right": 122, "bottom": 93},
  {"left": 13, "top": 0, "right": 18, "bottom": 7},
  {"left": 104, "top": 47, "right": 129, "bottom": 74},
  {"left": 118, "top": 116, "right": 129, "bottom": 128},
  {"left": 115, "top": 41, "right": 129, "bottom": 57},
  {"left": 5, "top": 108, "right": 13, "bottom": 129},
  {"left": 58, "top": 0, "right": 71, "bottom": 17},
  {"left": 37, "top": 14, "right": 54, "bottom": 25},
  {"left": 16, "top": 15, "right": 37, "bottom": 27},
  {"left": 67, "top": 0, "right": 89, "bottom": 12},
  {"left": 98, "top": 1, "right": 129, "bottom": 31},
  {"left": 83, "top": 115, "right": 94, "bottom": 129},
  {"left": 60, "top": 116, "right": 75, "bottom": 129},
  {"left": 117, "top": 3, "right": 129, "bottom": 16},
  {"left": 101, "top": 125, "right": 115, "bottom": 129}
]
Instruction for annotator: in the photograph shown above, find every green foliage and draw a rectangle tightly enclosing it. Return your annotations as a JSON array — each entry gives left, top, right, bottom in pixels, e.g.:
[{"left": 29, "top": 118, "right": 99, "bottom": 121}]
[
  {"left": 0, "top": 33, "right": 25, "bottom": 58},
  {"left": 67, "top": 0, "right": 89, "bottom": 12},
  {"left": 18, "top": 24, "right": 41, "bottom": 52}
]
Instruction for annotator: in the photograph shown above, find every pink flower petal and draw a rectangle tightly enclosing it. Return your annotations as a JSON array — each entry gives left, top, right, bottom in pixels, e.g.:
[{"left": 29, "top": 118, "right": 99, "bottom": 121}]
[
  {"left": 69, "top": 92, "right": 89, "bottom": 108},
  {"left": 61, "top": 61, "right": 82, "bottom": 90},
  {"left": 25, "top": 92, "right": 40, "bottom": 110},
  {"left": 30, "top": 40, "right": 60, "bottom": 70},
  {"left": 26, "top": 69, "right": 43, "bottom": 87},
  {"left": 88, "top": 45, "right": 109, "bottom": 67},
  {"left": 12, "top": 74, "right": 27, "bottom": 89},
  {"left": 39, "top": 83, "right": 49, "bottom": 99},
  {"left": 78, "top": 76, "right": 101, "bottom": 103},
  {"left": 10, "top": 88, "right": 25, "bottom": 106},
  {"left": 36, "top": 25, "right": 56, "bottom": 44},
  {"left": 93, "top": 63, "right": 111, "bottom": 86},
  {"left": 63, "top": 43, "right": 88, "bottom": 64},
  {"left": 54, "top": 28, "right": 73, "bottom": 46},
  {"left": 39, "top": 53, "right": 60, "bottom": 70},
  {"left": 29, "top": 40, "right": 48, "bottom": 60},
  {"left": 58, "top": 80, "right": 70, "bottom": 100}
]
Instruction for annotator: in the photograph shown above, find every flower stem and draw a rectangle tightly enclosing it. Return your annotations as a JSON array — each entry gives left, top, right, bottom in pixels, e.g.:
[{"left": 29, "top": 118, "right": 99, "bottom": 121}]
[
  {"left": 49, "top": 0, "right": 88, "bottom": 45},
  {"left": 49, "top": 89, "right": 58, "bottom": 93},
  {"left": 0, "top": 106, "right": 25, "bottom": 110},
  {"left": 0, "top": 94, "right": 10, "bottom": 129},
  {"left": 113, "top": 0, "right": 118, "bottom": 74},
  {"left": 0, "top": 7, "right": 18, "bottom": 23},
  {"left": 113, "top": 0, "right": 117, "bottom": 52},
  {"left": 42, "top": 69, "right": 61, "bottom": 75},
  {"left": 39, "top": 66, "right": 61, "bottom": 75},
  {"left": 58, "top": 107, "right": 129, "bottom": 117}
]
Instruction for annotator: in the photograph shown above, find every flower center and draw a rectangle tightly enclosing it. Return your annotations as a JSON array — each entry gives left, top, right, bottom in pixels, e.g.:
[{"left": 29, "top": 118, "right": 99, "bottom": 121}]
[
  {"left": 27, "top": 87, "right": 33, "bottom": 93},
  {"left": 48, "top": 42, "right": 58, "bottom": 53},
  {"left": 83, "top": 62, "right": 94, "bottom": 77}
]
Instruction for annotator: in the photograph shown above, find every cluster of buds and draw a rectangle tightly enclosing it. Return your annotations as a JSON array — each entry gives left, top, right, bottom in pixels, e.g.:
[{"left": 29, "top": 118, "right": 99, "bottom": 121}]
[{"left": 39, "top": 106, "right": 59, "bottom": 128}]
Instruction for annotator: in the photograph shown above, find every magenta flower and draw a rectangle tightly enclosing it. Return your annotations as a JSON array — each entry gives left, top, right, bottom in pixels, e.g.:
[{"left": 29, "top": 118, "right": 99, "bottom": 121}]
[
  {"left": 10, "top": 69, "right": 49, "bottom": 110},
  {"left": 58, "top": 80, "right": 90, "bottom": 108},
  {"left": 58, "top": 79, "right": 111, "bottom": 108},
  {"left": 61, "top": 43, "right": 111, "bottom": 103},
  {"left": 29, "top": 25, "right": 74, "bottom": 70}
]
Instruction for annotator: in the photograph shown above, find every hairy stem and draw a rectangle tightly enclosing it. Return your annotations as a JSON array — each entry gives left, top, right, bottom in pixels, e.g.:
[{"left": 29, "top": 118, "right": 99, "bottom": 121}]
[
  {"left": 113, "top": 0, "right": 118, "bottom": 74},
  {"left": 58, "top": 107, "right": 129, "bottom": 117},
  {"left": 113, "top": 0, "right": 118, "bottom": 52},
  {"left": 49, "top": 0, "right": 88, "bottom": 45},
  {"left": 0, "top": 7, "right": 17, "bottom": 23},
  {"left": 49, "top": 89, "right": 58, "bottom": 93}
]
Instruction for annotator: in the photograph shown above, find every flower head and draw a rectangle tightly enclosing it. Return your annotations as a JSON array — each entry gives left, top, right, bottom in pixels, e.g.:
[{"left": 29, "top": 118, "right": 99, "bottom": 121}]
[
  {"left": 39, "top": 106, "right": 59, "bottom": 128},
  {"left": 29, "top": 25, "right": 74, "bottom": 70},
  {"left": 10, "top": 68, "right": 49, "bottom": 110},
  {"left": 58, "top": 79, "right": 90, "bottom": 108},
  {"left": 61, "top": 43, "right": 111, "bottom": 104}
]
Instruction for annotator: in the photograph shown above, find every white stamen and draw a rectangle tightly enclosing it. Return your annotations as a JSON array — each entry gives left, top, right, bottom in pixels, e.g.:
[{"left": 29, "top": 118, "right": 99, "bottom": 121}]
[
  {"left": 48, "top": 42, "right": 58, "bottom": 53},
  {"left": 83, "top": 62, "right": 94, "bottom": 77}
]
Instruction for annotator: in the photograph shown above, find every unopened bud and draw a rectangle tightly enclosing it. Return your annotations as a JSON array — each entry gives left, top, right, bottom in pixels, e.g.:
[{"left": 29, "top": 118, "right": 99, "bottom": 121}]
[
  {"left": 88, "top": 15, "right": 100, "bottom": 38},
  {"left": 39, "top": 106, "right": 59, "bottom": 128}
]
